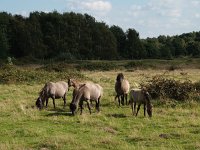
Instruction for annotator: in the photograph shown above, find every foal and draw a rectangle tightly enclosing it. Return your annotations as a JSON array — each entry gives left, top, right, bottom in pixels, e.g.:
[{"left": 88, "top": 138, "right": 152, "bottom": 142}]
[{"left": 129, "top": 88, "right": 152, "bottom": 117}]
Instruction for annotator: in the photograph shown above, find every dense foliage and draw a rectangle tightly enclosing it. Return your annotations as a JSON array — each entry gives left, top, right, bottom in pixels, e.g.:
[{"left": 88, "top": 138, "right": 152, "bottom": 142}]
[
  {"left": 144, "top": 76, "right": 194, "bottom": 101},
  {"left": 0, "top": 11, "right": 200, "bottom": 60}
]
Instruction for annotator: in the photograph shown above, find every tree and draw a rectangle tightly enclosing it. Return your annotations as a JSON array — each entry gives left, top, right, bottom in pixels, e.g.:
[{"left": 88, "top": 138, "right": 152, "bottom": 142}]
[
  {"left": 0, "top": 28, "right": 9, "bottom": 58},
  {"left": 186, "top": 41, "right": 200, "bottom": 57},
  {"left": 158, "top": 35, "right": 167, "bottom": 44},
  {"left": 126, "top": 29, "right": 146, "bottom": 59},
  {"left": 8, "top": 15, "right": 32, "bottom": 58},
  {"left": 172, "top": 37, "right": 186, "bottom": 57},
  {"left": 144, "top": 38, "right": 160, "bottom": 58},
  {"left": 28, "top": 12, "right": 47, "bottom": 58},
  {"left": 160, "top": 45, "right": 172, "bottom": 59},
  {"left": 1, "top": 11, "right": 200, "bottom": 60},
  {"left": 0, "top": 12, "right": 10, "bottom": 58},
  {"left": 110, "top": 25, "right": 126, "bottom": 59},
  {"left": 92, "top": 22, "right": 117, "bottom": 59}
]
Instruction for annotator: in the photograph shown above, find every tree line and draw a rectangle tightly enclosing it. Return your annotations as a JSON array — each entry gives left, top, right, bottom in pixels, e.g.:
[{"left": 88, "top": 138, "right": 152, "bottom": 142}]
[{"left": 0, "top": 11, "right": 200, "bottom": 60}]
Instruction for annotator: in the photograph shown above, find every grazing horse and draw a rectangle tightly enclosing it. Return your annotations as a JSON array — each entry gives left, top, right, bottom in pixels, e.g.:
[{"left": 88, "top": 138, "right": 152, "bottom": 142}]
[
  {"left": 68, "top": 78, "right": 86, "bottom": 104},
  {"left": 115, "top": 73, "right": 130, "bottom": 106},
  {"left": 36, "top": 81, "right": 68, "bottom": 109},
  {"left": 70, "top": 82, "right": 103, "bottom": 115},
  {"left": 129, "top": 87, "right": 152, "bottom": 117}
]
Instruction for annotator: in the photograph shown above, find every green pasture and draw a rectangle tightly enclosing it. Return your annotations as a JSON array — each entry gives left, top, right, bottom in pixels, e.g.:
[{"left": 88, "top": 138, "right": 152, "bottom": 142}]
[{"left": 0, "top": 59, "right": 200, "bottom": 150}]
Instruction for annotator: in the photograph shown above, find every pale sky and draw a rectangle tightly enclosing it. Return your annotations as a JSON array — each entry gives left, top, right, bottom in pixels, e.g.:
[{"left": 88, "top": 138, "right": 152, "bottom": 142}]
[{"left": 0, "top": 0, "right": 200, "bottom": 38}]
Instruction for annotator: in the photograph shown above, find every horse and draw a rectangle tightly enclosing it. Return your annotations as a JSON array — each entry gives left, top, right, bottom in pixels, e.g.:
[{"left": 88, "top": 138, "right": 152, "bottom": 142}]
[
  {"left": 68, "top": 78, "right": 83, "bottom": 89},
  {"left": 129, "top": 87, "right": 152, "bottom": 117},
  {"left": 36, "top": 81, "right": 68, "bottom": 109},
  {"left": 115, "top": 73, "right": 130, "bottom": 106},
  {"left": 68, "top": 78, "right": 87, "bottom": 104},
  {"left": 70, "top": 82, "right": 103, "bottom": 115}
]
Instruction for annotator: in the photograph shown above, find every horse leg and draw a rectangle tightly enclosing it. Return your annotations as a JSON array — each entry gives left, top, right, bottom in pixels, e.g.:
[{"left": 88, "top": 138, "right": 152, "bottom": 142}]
[
  {"left": 63, "top": 93, "right": 66, "bottom": 108},
  {"left": 115, "top": 95, "right": 120, "bottom": 106},
  {"left": 121, "top": 95, "right": 124, "bottom": 105},
  {"left": 79, "top": 101, "right": 83, "bottom": 115},
  {"left": 134, "top": 102, "right": 136, "bottom": 115},
  {"left": 52, "top": 96, "right": 56, "bottom": 109},
  {"left": 131, "top": 102, "right": 134, "bottom": 115},
  {"left": 86, "top": 100, "right": 92, "bottom": 114},
  {"left": 96, "top": 97, "right": 101, "bottom": 112},
  {"left": 136, "top": 104, "right": 141, "bottom": 116},
  {"left": 125, "top": 94, "right": 128, "bottom": 105},
  {"left": 46, "top": 98, "right": 49, "bottom": 108},
  {"left": 116, "top": 95, "right": 120, "bottom": 106},
  {"left": 144, "top": 103, "right": 146, "bottom": 116},
  {"left": 117, "top": 95, "right": 121, "bottom": 107}
]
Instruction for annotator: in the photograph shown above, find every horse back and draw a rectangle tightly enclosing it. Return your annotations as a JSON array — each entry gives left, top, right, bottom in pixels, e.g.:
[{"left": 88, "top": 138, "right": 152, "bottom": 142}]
[
  {"left": 77, "top": 83, "right": 102, "bottom": 101},
  {"left": 115, "top": 79, "right": 129, "bottom": 94},
  {"left": 129, "top": 89, "right": 145, "bottom": 103},
  {"left": 43, "top": 81, "right": 67, "bottom": 98}
]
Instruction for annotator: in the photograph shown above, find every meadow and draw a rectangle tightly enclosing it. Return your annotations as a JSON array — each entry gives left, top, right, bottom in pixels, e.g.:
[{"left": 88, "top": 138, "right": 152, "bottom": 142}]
[{"left": 0, "top": 59, "right": 200, "bottom": 150}]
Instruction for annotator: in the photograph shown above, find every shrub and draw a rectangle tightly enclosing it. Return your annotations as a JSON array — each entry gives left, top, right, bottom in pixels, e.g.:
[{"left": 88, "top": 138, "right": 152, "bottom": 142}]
[
  {"left": 0, "top": 65, "right": 84, "bottom": 84},
  {"left": 194, "top": 81, "right": 200, "bottom": 92},
  {"left": 144, "top": 76, "right": 194, "bottom": 101},
  {"left": 125, "top": 61, "right": 144, "bottom": 69},
  {"left": 76, "top": 61, "right": 118, "bottom": 71},
  {"left": 39, "top": 63, "right": 73, "bottom": 72},
  {"left": 167, "top": 65, "right": 180, "bottom": 71}
]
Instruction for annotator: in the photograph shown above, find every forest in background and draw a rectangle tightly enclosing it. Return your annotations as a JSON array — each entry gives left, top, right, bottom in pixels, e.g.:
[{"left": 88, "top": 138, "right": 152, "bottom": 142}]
[{"left": 0, "top": 11, "right": 200, "bottom": 61}]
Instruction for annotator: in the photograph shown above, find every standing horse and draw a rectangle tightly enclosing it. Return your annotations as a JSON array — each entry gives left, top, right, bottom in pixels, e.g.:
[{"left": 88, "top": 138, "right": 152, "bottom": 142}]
[
  {"left": 36, "top": 81, "right": 68, "bottom": 109},
  {"left": 115, "top": 73, "right": 130, "bottom": 106}
]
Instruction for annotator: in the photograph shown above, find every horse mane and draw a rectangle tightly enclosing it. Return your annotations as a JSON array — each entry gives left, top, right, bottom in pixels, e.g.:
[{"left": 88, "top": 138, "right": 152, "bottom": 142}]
[
  {"left": 71, "top": 84, "right": 86, "bottom": 106},
  {"left": 145, "top": 92, "right": 152, "bottom": 109},
  {"left": 78, "top": 83, "right": 86, "bottom": 89},
  {"left": 141, "top": 86, "right": 152, "bottom": 108},
  {"left": 39, "top": 84, "right": 47, "bottom": 97},
  {"left": 39, "top": 88, "right": 44, "bottom": 96}
]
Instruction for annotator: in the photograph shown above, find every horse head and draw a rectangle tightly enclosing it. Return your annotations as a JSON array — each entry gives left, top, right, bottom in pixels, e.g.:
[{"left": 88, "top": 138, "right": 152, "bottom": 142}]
[
  {"left": 36, "top": 97, "right": 43, "bottom": 110},
  {"left": 70, "top": 103, "right": 77, "bottom": 115},
  {"left": 68, "top": 78, "right": 73, "bottom": 87},
  {"left": 142, "top": 87, "right": 152, "bottom": 117},
  {"left": 116, "top": 73, "right": 124, "bottom": 82}
]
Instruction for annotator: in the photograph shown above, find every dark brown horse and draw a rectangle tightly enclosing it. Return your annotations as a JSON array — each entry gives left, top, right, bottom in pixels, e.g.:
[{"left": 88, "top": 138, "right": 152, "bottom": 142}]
[{"left": 115, "top": 73, "right": 130, "bottom": 106}]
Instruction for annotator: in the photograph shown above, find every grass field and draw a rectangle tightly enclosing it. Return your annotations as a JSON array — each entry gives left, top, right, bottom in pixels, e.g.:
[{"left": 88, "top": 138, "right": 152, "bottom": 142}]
[{"left": 0, "top": 60, "right": 200, "bottom": 150}]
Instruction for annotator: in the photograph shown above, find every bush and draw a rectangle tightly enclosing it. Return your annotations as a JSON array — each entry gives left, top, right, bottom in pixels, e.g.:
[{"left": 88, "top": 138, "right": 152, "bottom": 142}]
[
  {"left": 125, "top": 61, "right": 144, "bottom": 69},
  {"left": 194, "top": 81, "right": 200, "bottom": 92},
  {"left": 76, "top": 61, "right": 118, "bottom": 71},
  {"left": 167, "top": 64, "right": 180, "bottom": 71},
  {"left": 0, "top": 65, "right": 84, "bottom": 84},
  {"left": 39, "top": 63, "right": 73, "bottom": 72},
  {"left": 144, "top": 76, "right": 194, "bottom": 101}
]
